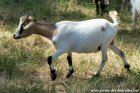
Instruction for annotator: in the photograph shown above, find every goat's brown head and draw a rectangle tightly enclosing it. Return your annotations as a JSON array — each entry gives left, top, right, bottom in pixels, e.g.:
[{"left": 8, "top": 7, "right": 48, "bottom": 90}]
[{"left": 13, "top": 12, "right": 35, "bottom": 39}]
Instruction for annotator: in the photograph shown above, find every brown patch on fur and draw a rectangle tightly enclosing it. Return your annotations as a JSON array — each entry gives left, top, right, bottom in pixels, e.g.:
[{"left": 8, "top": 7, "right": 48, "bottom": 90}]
[
  {"left": 33, "top": 22, "right": 58, "bottom": 40},
  {"left": 101, "top": 26, "right": 105, "bottom": 31},
  {"left": 18, "top": 14, "right": 58, "bottom": 40}
]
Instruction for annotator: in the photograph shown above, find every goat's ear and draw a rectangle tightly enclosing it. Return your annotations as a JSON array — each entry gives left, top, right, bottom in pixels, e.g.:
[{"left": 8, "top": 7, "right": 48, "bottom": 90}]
[
  {"left": 27, "top": 16, "right": 34, "bottom": 21},
  {"left": 24, "top": 11, "right": 29, "bottom": 16}
]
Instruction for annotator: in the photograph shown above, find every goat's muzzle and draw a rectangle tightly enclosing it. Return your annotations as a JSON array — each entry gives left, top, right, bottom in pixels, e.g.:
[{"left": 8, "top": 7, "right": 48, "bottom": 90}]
[{"left": 13, "top": 34, "right": 20, "bottom": 39}]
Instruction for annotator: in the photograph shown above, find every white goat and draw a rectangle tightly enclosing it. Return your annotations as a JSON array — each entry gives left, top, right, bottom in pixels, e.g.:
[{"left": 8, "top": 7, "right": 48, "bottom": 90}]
[
  {"left": 130, "top": 0, "right": 140, "bottom": 30},
  {"left": 13, "top": 11, "right": 130, "bottom": 81}
]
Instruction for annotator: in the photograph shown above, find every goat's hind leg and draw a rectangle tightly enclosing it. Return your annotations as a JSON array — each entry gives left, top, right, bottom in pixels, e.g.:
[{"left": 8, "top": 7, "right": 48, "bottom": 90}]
[
  {"left": 66, "top": 53, "right": 74, "bottom": 78},
  {"left": 109, "top": 43, "right": 131, "bottom": 71}
]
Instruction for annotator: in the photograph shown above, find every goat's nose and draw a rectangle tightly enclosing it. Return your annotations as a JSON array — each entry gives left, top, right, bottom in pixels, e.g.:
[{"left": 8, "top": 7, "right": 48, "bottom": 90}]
[{"left": 13, "top": 34, "right": 20, "bottom": 39}]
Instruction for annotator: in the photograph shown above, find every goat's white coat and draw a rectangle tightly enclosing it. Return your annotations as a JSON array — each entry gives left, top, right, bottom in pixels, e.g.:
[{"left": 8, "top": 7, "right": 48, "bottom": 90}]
[
  {"left": 54, "top": 19, "right": 117, "bottom": 53},
  {"left": 130, "top": 0, "right": 140, "bottom": 29}
]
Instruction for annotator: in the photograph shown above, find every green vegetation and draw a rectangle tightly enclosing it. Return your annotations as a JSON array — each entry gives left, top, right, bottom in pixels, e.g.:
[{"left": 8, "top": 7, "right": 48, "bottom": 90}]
[{"left": 0, "top": 0, "right": 140, "bottom": 93}]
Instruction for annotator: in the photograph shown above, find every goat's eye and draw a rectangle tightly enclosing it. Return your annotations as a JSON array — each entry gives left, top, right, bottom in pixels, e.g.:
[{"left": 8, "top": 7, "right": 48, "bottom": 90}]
[{"left": 21, "top": 23, "right": 25, "bottom": 27}]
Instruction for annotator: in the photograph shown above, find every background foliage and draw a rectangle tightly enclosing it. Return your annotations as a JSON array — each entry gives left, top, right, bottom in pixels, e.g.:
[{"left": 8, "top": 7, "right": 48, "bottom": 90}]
[{"left": 0, "top": 0, "right": 140, "bottom": 93}]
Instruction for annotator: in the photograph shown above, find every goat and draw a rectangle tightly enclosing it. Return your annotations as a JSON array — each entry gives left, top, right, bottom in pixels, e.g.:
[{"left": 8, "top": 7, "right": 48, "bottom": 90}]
[
  {"left": 130, "top": 0, "right": 140, "bottom": 30},
  {"left": 13, "top": 11, "right": 130, "bottom": 81},
  {"left": 94, "top": 0, "right": 109, "bottom": 15}
]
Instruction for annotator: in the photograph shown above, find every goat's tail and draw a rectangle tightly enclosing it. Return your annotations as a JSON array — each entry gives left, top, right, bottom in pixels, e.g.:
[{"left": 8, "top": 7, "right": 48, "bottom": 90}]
[{"left": 109, "top": 11, "right": 119, "bottom": 27}]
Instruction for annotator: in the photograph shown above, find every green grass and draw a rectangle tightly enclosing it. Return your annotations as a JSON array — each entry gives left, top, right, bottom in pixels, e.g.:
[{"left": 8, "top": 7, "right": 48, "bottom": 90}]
[{"left": 0, "top": 0, "right": 140, "bottom": 93}]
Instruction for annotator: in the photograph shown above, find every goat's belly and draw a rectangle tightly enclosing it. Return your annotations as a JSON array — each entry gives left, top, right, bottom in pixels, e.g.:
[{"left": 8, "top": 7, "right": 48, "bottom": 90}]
[
  {"left": 67, "top": 37, "right": 103, "bottom": 53},
  {"left": 70, "top": 45, "right": 101, "bottom": 53},
  {"left": 76, "top": 48, "right": 100, "bottom": 53}
]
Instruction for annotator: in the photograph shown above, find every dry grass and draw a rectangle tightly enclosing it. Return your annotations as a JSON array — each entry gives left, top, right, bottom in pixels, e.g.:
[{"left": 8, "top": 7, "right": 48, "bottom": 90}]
[{"left": 0, "top": 0, "right": 140, "bottom": 93}]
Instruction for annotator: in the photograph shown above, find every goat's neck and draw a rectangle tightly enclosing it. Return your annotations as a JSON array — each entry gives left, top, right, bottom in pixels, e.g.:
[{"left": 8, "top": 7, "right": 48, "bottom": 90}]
[{"left": 33, "top": 22, "right": 57, "bottom": 40}]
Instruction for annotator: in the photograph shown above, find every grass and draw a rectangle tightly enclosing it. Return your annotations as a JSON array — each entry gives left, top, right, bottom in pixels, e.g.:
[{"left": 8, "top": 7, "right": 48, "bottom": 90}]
[{"left": 0, "top": 0, "right": 140, "bottom": 93}]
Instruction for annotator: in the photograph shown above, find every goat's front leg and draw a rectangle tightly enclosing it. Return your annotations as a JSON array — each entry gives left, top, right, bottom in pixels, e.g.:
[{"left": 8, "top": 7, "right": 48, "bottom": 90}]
[
  {"left": 66, "top": 53, "right": 74, "bottom": 78},
  {"left": 47, "top": 49, "right": 63, "bottom": 81},
  {"left": 95, "top": 48, "right": 108, "bottom": 77}
]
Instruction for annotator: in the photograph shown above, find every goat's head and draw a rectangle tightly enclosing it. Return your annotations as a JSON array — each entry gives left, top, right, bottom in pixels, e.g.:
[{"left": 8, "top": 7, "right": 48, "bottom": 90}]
[{"left": 13, "top": 12, "right": 35, "bottom": 39}]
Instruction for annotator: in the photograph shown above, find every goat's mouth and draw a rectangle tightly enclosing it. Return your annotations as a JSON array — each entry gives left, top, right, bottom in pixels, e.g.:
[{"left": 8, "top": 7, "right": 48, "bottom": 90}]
[{"left": 13, "top": 35, "right": 21, "bottom": 39}]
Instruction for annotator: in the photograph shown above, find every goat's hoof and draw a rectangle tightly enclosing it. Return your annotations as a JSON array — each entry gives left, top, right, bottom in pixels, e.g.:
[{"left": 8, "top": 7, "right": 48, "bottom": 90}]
[
  {"left": 124, "top": 64, "right": 130, "bottom": 68},
  {"left": 66, "top": 69, "right": 74, "bottom": 78},
  {"left": 124, "top": 64, "right": 131, "bottom": 72},
  {"left": 51, "top": 74, "right": 57, "bottom": 81},
  {"left": 51, "top": 69, "right": 57, "bottom": 81},
  {"left": 93, "top": 73, "right": 100, "bottom": 77}
]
